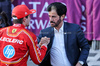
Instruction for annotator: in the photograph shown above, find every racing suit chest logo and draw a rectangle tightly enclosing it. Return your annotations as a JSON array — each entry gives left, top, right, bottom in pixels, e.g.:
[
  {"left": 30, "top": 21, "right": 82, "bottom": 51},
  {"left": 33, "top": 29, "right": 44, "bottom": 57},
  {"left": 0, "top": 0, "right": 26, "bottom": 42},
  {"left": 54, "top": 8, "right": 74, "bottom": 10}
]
[{"left": 12, "top": 29, "right": 17, "bottom": 33}]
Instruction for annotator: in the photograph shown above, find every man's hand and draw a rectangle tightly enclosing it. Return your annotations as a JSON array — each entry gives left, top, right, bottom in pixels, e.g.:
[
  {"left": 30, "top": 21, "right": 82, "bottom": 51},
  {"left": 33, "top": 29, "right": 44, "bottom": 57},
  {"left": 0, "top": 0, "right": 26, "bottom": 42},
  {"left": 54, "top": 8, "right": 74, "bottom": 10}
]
[
  {"left": 39, "top": 36, "right": 50, "bottom": 47},
  {"left": 76, "top": 62, "right": 82, "bottom": 66}
]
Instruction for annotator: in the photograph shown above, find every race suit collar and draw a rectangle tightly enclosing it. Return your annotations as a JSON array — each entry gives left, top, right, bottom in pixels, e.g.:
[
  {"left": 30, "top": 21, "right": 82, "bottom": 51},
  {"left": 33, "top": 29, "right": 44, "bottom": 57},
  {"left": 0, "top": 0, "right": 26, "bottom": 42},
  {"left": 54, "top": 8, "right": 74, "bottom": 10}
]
[{"left": 13, "top": 24, "right": 25, "bottom": 28}]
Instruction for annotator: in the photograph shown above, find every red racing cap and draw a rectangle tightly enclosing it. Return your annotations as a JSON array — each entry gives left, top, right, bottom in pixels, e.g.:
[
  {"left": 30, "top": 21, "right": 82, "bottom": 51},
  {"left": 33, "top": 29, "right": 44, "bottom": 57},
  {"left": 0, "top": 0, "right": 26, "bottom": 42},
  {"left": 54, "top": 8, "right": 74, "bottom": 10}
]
[{"left": 12, "top": 5, "right": 36, "bottom": 19}]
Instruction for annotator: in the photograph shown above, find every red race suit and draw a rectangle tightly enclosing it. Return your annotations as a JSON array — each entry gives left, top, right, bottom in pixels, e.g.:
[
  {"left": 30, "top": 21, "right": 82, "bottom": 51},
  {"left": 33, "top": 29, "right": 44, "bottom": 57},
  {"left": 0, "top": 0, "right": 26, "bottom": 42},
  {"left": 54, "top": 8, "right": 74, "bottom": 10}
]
[{"left": 0, "top": 24, "right": 47, "bottom": 66}]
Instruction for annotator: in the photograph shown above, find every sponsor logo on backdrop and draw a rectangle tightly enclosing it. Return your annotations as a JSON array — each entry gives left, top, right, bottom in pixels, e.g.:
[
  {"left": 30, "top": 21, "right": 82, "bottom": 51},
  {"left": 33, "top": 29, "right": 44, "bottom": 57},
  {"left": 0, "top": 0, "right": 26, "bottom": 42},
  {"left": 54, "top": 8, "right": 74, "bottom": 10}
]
[
  {"left": 81, "top": 5, "right": 86, "bottom": 32},
  {"left": 12, "top": 1, "right": 86, "bottom": 36}
]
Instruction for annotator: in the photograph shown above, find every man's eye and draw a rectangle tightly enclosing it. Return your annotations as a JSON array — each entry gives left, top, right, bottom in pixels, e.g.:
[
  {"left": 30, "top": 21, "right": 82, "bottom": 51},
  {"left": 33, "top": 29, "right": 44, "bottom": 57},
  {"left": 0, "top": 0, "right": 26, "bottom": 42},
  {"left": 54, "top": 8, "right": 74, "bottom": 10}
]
[{"left": 52, "top": 16, "right": 56, "bottom": 18}]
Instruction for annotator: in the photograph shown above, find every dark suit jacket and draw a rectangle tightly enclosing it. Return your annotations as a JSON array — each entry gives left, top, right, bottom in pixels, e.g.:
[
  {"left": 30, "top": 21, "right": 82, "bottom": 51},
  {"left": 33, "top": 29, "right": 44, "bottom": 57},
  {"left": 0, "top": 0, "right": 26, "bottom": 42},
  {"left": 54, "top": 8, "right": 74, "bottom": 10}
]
[{"left": 38, "top": 22, "right": 90, "bottom": 66}]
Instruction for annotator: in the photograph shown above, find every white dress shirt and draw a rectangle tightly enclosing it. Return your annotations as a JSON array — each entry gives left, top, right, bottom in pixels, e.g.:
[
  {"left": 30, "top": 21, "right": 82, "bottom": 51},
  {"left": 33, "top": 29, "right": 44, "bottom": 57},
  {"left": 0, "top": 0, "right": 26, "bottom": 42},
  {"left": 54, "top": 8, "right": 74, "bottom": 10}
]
[{"left": 50, "top": 23, "right": 71, "bottom": 66}]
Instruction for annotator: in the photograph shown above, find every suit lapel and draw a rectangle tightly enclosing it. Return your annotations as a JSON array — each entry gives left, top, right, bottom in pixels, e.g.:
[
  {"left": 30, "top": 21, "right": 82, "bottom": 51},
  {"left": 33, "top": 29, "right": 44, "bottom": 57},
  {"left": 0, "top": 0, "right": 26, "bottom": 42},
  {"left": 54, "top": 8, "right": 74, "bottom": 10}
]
[
  {"left": 64, "top": 22, "right": 68, "bottom": 52},
  {"left": 44, "top": 27, "right": 54, "bottom": 58},
  {"left": 48, "top": 27, "right": 54, "bottom": 50}
]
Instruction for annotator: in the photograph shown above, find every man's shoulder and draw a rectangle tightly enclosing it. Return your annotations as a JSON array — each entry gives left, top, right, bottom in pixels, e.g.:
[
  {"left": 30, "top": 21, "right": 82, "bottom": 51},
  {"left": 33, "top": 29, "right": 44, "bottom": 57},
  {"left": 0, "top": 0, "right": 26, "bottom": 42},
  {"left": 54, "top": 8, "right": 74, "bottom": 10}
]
[
  {"left": 41, "top": 27, "right": 53, "bottom": 32},
  {"left": 64, "top": 22, "right": 79, "bottom": 27},
  {"left": 64, "top": 22, "right": 80, "bottom": 31},
  {"left": 23, "top": 28, "right": 36, "bottom": 37},
  {"left": 0, "top": 27, "right": 7, "bottom": 31}
]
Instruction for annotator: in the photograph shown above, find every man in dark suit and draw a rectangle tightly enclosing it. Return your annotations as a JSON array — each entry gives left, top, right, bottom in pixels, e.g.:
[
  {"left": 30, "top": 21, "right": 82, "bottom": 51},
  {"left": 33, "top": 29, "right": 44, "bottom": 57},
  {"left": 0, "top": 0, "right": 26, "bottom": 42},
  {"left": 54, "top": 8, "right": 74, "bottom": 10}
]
[{"left": 38, "top": 2, "right": 90, "bottom": 66}]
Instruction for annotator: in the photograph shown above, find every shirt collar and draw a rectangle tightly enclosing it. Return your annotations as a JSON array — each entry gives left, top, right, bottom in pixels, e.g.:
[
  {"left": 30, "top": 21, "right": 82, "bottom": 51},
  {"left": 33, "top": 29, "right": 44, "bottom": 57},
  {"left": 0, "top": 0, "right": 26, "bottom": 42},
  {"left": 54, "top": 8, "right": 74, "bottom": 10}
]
[{"left": 54, "top": 23, "right": 64, "bottom": 32}]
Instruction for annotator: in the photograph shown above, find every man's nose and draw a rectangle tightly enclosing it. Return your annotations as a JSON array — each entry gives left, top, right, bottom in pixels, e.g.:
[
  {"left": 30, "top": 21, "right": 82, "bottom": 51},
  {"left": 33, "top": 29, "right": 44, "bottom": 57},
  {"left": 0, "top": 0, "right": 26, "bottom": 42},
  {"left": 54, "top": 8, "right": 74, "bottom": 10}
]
[{"left": 49, "top": 17, "right": 53, "bottom": 21}]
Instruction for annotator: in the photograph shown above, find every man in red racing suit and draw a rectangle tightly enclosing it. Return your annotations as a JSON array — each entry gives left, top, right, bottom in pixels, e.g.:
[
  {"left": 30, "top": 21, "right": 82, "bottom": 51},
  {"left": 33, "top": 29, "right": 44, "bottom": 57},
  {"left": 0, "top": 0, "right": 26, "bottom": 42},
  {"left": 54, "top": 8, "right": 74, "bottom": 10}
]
[{"left": 0, "top": 5, "right": 50, "bottom": 66}]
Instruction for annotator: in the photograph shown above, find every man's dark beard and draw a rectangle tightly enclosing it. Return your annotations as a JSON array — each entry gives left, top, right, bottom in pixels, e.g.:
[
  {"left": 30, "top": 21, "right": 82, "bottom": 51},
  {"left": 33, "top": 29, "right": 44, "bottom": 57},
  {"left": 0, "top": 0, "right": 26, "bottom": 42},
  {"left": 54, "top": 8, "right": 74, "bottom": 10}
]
[{"left": 50, "top": 17, "right": 61, "bottom": 27}]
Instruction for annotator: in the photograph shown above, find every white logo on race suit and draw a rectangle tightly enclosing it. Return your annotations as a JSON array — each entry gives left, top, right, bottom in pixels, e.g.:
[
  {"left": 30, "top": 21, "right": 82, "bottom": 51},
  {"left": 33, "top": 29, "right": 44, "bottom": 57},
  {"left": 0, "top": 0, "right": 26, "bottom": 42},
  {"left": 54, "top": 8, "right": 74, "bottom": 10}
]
[
  {"left": 3, "top": 45, "right": 15, "bottom": 58},
  {"left": 0, "top": 37, "right": 23, "bottom": 44}
]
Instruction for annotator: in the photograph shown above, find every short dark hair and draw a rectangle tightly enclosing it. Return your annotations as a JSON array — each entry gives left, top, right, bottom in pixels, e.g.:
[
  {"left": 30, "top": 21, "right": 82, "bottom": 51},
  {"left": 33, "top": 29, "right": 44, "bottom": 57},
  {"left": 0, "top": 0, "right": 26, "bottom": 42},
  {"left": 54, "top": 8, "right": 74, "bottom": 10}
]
[
  {"left": 12, "top": 15, "right": 28, "bottom": 24},
  {"left": 47, "top": 2, "right": 67, "bottom": 16}
]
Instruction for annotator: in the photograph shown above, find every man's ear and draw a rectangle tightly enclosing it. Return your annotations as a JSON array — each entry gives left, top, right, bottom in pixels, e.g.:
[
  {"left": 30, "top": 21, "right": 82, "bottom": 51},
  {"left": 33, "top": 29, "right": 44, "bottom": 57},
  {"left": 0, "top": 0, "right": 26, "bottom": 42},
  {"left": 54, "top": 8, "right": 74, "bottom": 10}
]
[
  {"left": 22, "top": 17, "right": 26, "bottom": 26},
  {"left": 23, "top": 17, "right": 26, "bottom": 22},
  {"left": 61, "top": 14, "right": 65, "bottom": 20}
]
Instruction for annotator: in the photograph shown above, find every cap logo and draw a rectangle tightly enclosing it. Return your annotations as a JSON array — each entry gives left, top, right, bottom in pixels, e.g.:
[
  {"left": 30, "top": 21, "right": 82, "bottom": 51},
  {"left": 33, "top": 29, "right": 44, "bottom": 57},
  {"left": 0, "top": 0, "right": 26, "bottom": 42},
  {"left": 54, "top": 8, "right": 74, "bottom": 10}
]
[
  {"left": 25, "top": 12, "right": 28, "bottom": 15},
  {"left": 32, "top": 11, "right": 35, "bottom": 13}
]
